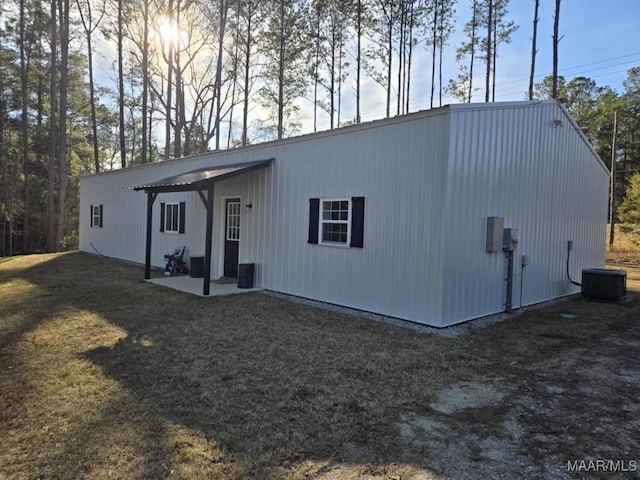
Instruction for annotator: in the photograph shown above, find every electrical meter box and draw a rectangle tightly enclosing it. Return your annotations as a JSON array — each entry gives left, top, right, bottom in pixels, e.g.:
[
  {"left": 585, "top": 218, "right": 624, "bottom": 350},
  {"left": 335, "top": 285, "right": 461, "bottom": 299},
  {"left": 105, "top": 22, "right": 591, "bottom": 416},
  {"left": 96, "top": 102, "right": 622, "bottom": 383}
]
[
  {"left": 486, "top": 217, "right": 504, "bottom": 252},
  {"left": 503, "top": 228, "right": 519, "bottom": 251}
]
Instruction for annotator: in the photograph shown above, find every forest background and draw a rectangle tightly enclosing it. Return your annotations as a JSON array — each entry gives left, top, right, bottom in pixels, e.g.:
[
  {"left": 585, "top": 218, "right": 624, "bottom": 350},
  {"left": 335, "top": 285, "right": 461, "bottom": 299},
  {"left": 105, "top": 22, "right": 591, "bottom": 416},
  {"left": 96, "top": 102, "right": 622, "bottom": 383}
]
[{"left": 0, "top": 0, "right": 638, "bottom": 255}]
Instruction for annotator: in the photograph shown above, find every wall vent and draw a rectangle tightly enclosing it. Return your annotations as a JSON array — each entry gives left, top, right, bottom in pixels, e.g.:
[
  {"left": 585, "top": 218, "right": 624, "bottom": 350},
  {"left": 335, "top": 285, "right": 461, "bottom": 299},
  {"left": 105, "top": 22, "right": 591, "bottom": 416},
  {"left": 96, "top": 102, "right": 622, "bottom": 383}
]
[{"left": 581, "top": 269, "right": 626, "bottom": 301}]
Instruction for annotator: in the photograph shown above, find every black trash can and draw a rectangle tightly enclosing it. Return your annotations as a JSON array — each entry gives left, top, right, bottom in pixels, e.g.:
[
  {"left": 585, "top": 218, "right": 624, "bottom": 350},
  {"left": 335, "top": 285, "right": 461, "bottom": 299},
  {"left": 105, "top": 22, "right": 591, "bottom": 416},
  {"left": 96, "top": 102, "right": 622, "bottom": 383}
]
[
  {"left": 190, "top": 256, "right": 204, "bottom": 278},
  {"left": 238, "top": 263, "right": 255, "bottom": 289}
]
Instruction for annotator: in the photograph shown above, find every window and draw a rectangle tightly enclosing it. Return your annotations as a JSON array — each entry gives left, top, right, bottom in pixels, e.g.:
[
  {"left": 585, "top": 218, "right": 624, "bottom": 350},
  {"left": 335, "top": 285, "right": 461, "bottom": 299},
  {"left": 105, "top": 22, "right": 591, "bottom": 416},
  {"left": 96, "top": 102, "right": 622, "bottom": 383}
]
[
  {"left": 90, "top": 204, "right": 103, "bottom": 228},
  {"left": 321, "top": 199, "right": 351, "bottom": 245},
  {"left": 226, "top": 201, "right": 241, "bottom": 241},
  {"left": 308, "top": 197, "right": 365, "bottom": 248},
  {"left": 160, "top": 202, "right": 186, "bottom": 234}
]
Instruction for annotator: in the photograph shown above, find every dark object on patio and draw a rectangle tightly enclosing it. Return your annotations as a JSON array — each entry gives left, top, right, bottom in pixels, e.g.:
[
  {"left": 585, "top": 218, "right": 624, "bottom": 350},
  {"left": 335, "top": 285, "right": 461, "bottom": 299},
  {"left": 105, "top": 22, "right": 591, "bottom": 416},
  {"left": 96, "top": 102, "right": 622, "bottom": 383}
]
[
  {"left": 164, "top": 247, "right": 189, "bottom": 276},
  {"left": 238, "top": 263, "right": 255, "bottom": 289},
  {"left": 190, "top": 256, "right": 204, "bottom": 278}
]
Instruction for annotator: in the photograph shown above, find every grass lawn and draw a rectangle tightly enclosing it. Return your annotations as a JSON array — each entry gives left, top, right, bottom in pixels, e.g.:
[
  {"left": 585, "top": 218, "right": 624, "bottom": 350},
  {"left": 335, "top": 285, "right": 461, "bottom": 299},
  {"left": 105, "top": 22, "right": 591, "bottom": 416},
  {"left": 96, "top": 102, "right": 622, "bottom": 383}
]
[{"left": 1, "top": 251, "right": 639, "bottom": 479}]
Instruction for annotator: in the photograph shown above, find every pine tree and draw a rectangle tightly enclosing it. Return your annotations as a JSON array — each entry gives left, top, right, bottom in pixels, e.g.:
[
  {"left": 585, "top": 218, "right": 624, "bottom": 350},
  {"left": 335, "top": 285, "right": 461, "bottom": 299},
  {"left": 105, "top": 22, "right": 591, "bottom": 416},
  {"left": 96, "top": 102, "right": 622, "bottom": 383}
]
[{"left": 617, "top": 172, "right": 640, "bottom": 224}]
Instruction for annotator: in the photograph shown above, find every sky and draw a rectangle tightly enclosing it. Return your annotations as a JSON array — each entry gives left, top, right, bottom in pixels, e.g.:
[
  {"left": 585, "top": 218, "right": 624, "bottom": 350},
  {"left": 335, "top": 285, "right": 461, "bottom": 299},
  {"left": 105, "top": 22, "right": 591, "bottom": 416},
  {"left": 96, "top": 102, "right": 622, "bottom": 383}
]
[{"left": 303, "top": 0, "right": 640, "bottom": 132}]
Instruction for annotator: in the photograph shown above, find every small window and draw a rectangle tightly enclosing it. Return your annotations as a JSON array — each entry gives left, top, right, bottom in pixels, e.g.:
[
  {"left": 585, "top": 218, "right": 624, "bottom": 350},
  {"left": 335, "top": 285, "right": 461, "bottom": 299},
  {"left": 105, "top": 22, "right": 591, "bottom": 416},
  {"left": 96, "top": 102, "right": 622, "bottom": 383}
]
[
  {"left": 308, "top": 197, "right": 364, "bottom": 248},
  {"left": 165, "top": 203, "right": 180, "bottom": 233},
  {"left": 226, "top": 201, "right": 241, "bottom": 241},
  {"left": 320, "top": 199, "right": 351, "bottom": 245},
  {"left": 160, "top": 202, "right": 186, "bottom": 234},
  {"left": 90, "top": 204, "right": 103, "bottom": 228}
]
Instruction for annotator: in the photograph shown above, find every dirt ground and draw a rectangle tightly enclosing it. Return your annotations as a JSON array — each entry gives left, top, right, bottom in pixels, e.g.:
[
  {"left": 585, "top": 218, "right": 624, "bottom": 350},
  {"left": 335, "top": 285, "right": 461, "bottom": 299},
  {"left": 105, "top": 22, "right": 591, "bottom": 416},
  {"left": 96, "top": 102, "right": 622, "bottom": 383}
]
[{"left": 0, "top": 253, "right": 639, "bottom": 479}]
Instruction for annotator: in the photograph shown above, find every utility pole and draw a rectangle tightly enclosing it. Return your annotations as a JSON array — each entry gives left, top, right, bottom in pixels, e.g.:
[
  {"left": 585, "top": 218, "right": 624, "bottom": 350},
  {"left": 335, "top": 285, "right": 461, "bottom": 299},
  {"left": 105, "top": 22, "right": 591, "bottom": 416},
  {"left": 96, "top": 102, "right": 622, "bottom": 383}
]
[{"left": 609, "top": 110, "right": 618, "bottom": 246}]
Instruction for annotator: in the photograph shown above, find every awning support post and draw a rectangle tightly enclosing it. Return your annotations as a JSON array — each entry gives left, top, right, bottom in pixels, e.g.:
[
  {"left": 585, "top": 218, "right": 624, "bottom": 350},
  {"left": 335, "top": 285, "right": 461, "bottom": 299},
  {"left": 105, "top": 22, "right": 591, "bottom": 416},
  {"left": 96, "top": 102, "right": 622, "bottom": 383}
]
[
  {"left": 144, "top": 192, "right": 158, "bottom": 279},
  {"left": 203, "top": 184, "right": 214, "bottom": 295}
]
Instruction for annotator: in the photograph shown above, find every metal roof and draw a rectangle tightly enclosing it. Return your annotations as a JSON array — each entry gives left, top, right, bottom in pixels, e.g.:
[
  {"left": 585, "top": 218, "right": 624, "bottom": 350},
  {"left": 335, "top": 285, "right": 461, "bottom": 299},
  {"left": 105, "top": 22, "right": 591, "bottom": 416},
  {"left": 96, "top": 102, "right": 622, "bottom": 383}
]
[{"left": 129, "top": 158, "right": 274, "bottom": 193}]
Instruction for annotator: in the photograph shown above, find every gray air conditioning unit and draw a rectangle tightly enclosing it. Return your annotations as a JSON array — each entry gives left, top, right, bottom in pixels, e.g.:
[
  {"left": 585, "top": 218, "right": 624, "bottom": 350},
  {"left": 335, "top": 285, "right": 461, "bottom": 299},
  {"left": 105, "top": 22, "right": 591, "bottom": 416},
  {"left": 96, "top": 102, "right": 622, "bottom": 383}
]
[{"left": 581, "top": 269, "right": 627, "bottom": 301}]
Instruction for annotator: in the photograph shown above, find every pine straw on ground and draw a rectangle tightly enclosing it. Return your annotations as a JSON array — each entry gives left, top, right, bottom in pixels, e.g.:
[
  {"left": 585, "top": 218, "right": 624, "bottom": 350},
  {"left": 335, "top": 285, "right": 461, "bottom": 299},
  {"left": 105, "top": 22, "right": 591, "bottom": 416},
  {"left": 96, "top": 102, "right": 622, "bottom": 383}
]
[{"left": 0, "top": 252, "right": 638, "bottom": 480}]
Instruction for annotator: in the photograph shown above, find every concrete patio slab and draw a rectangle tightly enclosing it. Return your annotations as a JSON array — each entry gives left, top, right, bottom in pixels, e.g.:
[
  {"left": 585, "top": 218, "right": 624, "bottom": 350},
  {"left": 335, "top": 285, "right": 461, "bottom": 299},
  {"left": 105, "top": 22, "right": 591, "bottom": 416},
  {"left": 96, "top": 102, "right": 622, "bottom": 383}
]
[{"left": 146, "top": 275, "right": 261, "bottom": 297}]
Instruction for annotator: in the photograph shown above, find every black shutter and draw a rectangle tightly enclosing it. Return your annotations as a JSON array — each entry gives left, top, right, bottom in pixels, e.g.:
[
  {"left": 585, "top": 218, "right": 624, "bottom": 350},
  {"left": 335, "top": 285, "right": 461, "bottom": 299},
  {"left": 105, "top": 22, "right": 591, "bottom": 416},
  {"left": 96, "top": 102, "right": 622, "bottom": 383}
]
[
  {"left": 160, "top": 202, "right": 165, "bottom": 232},
  {"left": 99, "top": 204, "right": 103, "bottom": 228},
  {"left": 179, "top": 202, "right": 186, "bottom": 233},
  {"left": 90, "top": 205, "right": 94, "bottom": 227},
  {"left": 350, "top": 197, "right": 365, "bottom": 248},
  {"left": 308, "top": 198, "right": 319, "bottom": 244}
]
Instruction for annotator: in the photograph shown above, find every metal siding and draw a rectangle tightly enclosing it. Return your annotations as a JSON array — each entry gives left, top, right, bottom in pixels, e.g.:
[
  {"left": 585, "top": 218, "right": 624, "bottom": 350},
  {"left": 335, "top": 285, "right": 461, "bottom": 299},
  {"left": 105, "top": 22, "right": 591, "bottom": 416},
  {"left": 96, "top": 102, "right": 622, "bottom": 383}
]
[
  {"left": 80, "top": 111, "right": 449, "bottom": 324},
  {"left": 240, "top": 115, "right": 449, "bottom": 323},
  {"left": 80, "top": 102, "right": 606, "bottom": 327},
  {"left": 441, "top": 103, "right": 608, "bottom": 326}
]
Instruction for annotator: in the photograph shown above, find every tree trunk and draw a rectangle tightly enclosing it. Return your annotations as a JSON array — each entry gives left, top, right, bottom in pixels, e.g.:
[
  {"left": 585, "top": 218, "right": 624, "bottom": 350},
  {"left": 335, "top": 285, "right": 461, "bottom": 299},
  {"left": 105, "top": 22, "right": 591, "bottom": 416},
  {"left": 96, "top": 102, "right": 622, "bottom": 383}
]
[
  {"left": 56, "top": 0, "right": 70, "bottom": 250},
  {"left": 356, "top": 0, "right": 361, "bottom": 123},
  {"left": 242, "top": 3, "right": 252, "bottom": 146},
  {"left": 214, "top": 0, "right": 228, "bottom": 150},
  {"left": 385, "top": 19, "right": 392, "bottom": 118},
  {"left": 76, "top": 0, "right": 103, "bottom": 172},
  {"left": 438, "top": 18, "right": 444, "bottom": 106},
  {"left": 19, "top": 0, "right": 30, "bottom": 252},
  {"left": 88, "top": 32, "right": 99, "bottom": 171},
  {"left": 277, "top": 0, "right": 285, "bottom": 139},
  {"left": 430, "top": 1, "right": 437, "bottom": 109},
  {"left": 337, "top": 37, "right": 344, "bottom": 127},
  {"left": 485, "top": 0, "right": 492, "bottom": 102},
  {"left": 468, "top": 0, "right": 477, "bottom": 102},
  {"left": 528, "top": 0, "right": 539, "bottom": 100},
  {"left": 552, "top": 0, "right": 561, "bottom": 98},
  {"left": 396, "top": 1, "right": 404, "bottom": 116},
  {"left": 118, "top": 0, "right": 126, "bottom": 168},
  {"left": 312, "top": 8, "right": 319, "bottom": 132},
  {"left": 0, "top": 74, "right": 6, "bottom": 256},
  {"left": 165, "top": 0, "right": 173, "bottom": 160},
  {"left": 330, "top": 24, "right": 336, "bottom": 129},
  {"left": 47, "top": 0, "right": 58, "bottom": 252},
  {"left": 491, "top": 2, "right": 497, "bottom": 101},
  {"left": 174, "top": 0, "right": 182, "bottom": 157},
  {"left": 406, "top": 0, "right": 414, "bottom": 113},
  {"left": 141, "top": 0, "right": 149, "bottom": 163},
  {"left": 227, "top": 8, "right": 240, "bottom": 149},
  {"left": 406, "top": 30, "right": 413, "bottom": 112}
]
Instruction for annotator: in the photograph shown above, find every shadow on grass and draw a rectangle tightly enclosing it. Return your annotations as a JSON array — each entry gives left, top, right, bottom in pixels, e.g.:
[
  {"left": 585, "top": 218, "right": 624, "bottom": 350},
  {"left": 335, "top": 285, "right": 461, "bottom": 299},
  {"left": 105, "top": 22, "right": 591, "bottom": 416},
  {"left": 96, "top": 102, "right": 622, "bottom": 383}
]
[
  {"left": 2, "top": 252, "right": 639, "bottom": 479},
  {"left": 1, "top": 253, "right": 453, "bottom": 478}
]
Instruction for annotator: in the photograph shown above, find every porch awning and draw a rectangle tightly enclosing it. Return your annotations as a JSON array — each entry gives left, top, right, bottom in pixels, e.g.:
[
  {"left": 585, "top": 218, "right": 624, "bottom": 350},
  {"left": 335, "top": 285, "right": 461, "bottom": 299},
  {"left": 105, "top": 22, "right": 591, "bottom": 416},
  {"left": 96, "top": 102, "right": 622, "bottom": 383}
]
[
  {"left": 130, "top": 158, "right": 273, "bottom": 193},
  {"left": 132, "top": 157, "right": 273, "bottom": 296}
]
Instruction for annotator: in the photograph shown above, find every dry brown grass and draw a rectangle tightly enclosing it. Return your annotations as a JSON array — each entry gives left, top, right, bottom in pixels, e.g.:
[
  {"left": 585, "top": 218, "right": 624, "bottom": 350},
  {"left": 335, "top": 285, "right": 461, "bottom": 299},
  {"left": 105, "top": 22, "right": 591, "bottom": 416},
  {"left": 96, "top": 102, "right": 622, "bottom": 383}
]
[{"left": 1, "top": 252, "right": 638, "bottom": 479}]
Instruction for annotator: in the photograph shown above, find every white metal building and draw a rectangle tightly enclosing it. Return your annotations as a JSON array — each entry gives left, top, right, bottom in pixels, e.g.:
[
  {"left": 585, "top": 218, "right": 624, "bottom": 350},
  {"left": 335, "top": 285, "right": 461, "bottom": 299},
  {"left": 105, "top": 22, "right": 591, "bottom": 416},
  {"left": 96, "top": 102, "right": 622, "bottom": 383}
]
[{"left": 79, "top": 100, "right": 609, "bottom": 327}]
